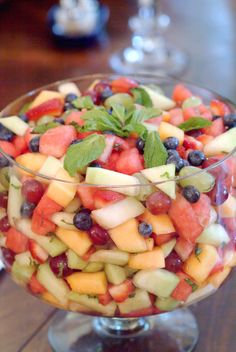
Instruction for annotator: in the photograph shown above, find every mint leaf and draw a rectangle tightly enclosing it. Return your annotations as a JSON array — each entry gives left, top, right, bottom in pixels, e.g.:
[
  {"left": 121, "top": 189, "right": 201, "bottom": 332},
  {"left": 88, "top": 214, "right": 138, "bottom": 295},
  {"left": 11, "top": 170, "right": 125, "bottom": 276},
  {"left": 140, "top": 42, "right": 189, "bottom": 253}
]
[
  {"left": 185, "top": 278, "right": 198, "bottom": 292},
  {"left": 128, "top": 108, "right": 162, "bottom": 125},
  {"left": 81, "top": 109, "right": 127, "bottom": 137},
  {"left": 33, "top": 122, "right": 60, "bottom": 134},
  {"left": 178, "top": 117, "right": 212, "bottom": 131},
  {"left": 72, "top": 96, "right": 94, "bottom": 110},
  {"left": 111, "top": 103, "right": 126, "bottom": 125},
  {"left": 131, "top": 87, "right": 153, "bottom": 107},
  {"left": 124, "top": 122, "right": 148, "bottom": 140},
  {"left": 144, "top": 131, "right": 168, "bottom": 168},
  {"left": 64, "top": 134, "right": 106, "bottom": 176}
]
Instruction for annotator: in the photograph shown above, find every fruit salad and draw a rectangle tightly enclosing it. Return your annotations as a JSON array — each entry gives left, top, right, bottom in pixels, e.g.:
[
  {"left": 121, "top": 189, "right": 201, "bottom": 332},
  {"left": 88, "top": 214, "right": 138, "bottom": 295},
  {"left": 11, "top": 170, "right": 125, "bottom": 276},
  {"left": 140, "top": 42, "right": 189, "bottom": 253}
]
[{"left": 0, "top": 76, "right": 236, "bottom": 317}]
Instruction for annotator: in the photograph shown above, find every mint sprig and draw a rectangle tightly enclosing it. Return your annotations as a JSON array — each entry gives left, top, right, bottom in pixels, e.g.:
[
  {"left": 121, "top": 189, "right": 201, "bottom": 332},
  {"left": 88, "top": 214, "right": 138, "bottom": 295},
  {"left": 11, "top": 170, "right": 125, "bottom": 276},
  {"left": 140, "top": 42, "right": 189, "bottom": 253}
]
[
  {"left": 131, "top": 87, "right": 153, "bottom": 107},
  {"left": 33, "top": 122, "right": 60, "bottom": 134},
  {"left": 64, "top": 134, "right": 106, "bottom": 176},
  {"left": 144, "top": 131, "right": 168, "bottom": 168},
  {"left": 72, "top": 96, "right": 94, "bottom": 110},
  {"left": 178, "top": 117, "right": 212, "bottom": 131}
]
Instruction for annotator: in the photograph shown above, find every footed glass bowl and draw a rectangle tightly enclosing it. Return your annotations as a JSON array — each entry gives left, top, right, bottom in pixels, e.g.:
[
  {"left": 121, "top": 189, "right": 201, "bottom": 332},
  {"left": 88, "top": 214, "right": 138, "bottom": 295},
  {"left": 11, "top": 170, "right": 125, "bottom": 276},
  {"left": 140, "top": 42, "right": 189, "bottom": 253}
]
[{"left": 0, "top": 74, "right": 235, "bottom": 352}]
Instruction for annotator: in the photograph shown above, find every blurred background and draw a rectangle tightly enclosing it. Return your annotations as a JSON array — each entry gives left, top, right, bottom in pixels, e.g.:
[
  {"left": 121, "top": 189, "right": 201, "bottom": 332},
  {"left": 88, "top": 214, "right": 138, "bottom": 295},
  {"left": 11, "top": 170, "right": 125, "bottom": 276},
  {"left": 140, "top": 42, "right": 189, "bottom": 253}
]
[{"left": 0, "top": 0, "right": 235, "bottom": 351}]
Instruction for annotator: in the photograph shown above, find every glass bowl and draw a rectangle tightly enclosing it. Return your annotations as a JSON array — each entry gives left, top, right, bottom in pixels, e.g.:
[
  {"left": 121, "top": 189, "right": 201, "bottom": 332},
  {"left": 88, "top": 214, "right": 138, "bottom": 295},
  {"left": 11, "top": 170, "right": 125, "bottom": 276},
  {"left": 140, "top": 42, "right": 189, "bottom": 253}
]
[{"left": 0, "top": 74, "right": 235, "bottom": 352}]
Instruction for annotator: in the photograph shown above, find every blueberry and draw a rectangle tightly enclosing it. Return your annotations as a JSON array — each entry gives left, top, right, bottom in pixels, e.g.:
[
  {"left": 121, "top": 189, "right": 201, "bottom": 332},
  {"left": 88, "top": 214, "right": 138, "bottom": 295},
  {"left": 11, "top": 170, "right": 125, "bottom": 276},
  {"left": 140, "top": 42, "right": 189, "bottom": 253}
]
[
  {"left": 223, "top": 113, "right": 236, "bottom": 129},
  {"left": 65, "top": 93, "right": 78, "bottom": 104},
  {"left": 20, "top": 201, "right": 36, "bottom": 217},
  {"left": 73, "top": 210, "right": 93, "bottom": 231},
  {"left": 182, "top": 159, "right": 190, "bottom": 167},
  {"left": 0, "top": 155, "right": 10, "bottom": 168},
  {"left": 104, "top": 130, "right": 115, "bottom": 135},
  {"left": 138, "top": 222, "right": 153, "bottom": 237},
  {"left": 19, "top": 113, "right": 28, "bottom": 122},
  {"left": 64, "top": 102, "right": 75, "bottom": 111},
  {"left": 136, "top": 138, "right": 145, "bottom": 153},
  {"left": 186, "top": 129, "right": 202, "bottom": 138},
  {"left": 182, "top": 185, "right": 200, "bottom": 203},
  {"left": 0, "top": 124, "right": 14, "bottom": 141},
  {"left": 212, "top": 115, "right": 221, "bottom": 121},
  {"left": 100, "top": 88, "right": 113, "bottom": 101},
  {"left": 29, "top": 136, "right": 40, "bottom": 152},
  {"left": 167, "top": 149, "right": 179, "bottom": 158},
  {"left": 167, "top": 154, "right": 185, "bottom": 172},
  {"left": 188, "top": 150, "right": 205, "bottom": 166},
  {"left": 70, "top": 139, "right": 83, "bottom": 146},
  {"left": 163, "top": 137, "right": 179, "bottom": 150},
  {"left": 89, "top": 161, "right": 102, "bottom": 168},
  {"left": 55, "top": 118, "right": 65, "bottom": 125}
]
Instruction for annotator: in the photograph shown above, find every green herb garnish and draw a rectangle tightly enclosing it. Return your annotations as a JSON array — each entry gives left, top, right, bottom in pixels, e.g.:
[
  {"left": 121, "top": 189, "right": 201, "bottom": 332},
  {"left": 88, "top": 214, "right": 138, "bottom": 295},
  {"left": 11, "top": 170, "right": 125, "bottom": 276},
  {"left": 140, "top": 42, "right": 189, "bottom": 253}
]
[
  {"left": 64, "top": 134, "right": 106, "bottom": 176},
  {"left": 33, "top": 122, "right": 60, "bottom": 134},
  {"left": 160, "top": 171, "right": 170, "bottom": 178},
  {"left": 194, "top": 245, "right": 202, "bottom": 262},
  {"left": 131, "top": 87, "right": 153, "bottom": 107},
  {"left": 10, "top": 183, "right": 21, "bottom": 190},
  {"left": 110, "top": 103, "right": 126, "bottom": 125},
  {"left": 61, "top": 219, "right": 74, "bottom": 226},
  {"left": 185, "top": 278, "right": 198, "bottom": 292},
  {"left": 178, "top": 117, "right": 212, "bottom": 132},
  {"left": 72, "top": 96, "right": 94, "bottom": 110},
  {"left": 144, "top": 131, "right": 168, "bottom": 168}
]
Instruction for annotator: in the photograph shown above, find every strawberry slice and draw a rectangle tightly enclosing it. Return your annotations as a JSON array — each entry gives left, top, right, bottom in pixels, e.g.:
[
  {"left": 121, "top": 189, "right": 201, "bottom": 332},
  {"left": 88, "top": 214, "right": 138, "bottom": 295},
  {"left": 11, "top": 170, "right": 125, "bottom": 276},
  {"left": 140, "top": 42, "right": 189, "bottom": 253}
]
[
  {"left": 183, "top": 135, "right": 203, "bottom": 151},
  {"left": 29, "top": 239, "right": 49, "bottom": 263},
  {"left": 111, "top": 77, "right": 138, "bottom": 93},
  {"left": 210, "top": 99, "right": 230, "bottom": 117},
  {"left": 98, "top": 291, "right": 113, "bottom": 306},
  {"left": 94, "top": 190, "right": 125, "bottom": 209},
  {"left": 28, "top": 274, "right": 46, "bottom": 294},
  {"left": 108, "top": 279, "right": 134, "bottom": 303},
  {"left": 98, "top": 135, "right": 116, "bottom": 163},
  {"left": 26, "top": 98, "right": 64, "bottom": 121}
]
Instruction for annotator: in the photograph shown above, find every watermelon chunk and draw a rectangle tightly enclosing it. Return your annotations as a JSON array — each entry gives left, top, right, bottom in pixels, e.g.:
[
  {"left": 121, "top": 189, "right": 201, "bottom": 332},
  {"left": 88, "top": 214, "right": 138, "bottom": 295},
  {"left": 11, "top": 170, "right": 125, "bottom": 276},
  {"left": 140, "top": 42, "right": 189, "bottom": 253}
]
[
  {"left": 65, "top": 111, "right": 85, "bottom": 126},
  {"left": 31, "top": 212, "right": 56, "bottom": 236},
  {"left": 39, "top": 125, "right": 77, "bottom": 158},
  {"left": 77, "top": 185, "right": 96, "bottom": 210},
  {"left": 111, "top": 77, "right": 138, "bottom": 93},
  {"left": 172, "top": 84, "right": 192, "bottom": 104},
  {"left": 168, "top": 194, "right": 203, "bottom": 243},
  {"left": 203, "top": 118, "right": 225, "bottom": 137},
  {"left": 6, "top": 228, "right": 29, "bottom": 254},
  {"left": 94, "top": 190, "right": 125, "bottom": 209},
  {"left": 171, "top": 272, "right": 195, "bottom": 301},
  {"left": 116, "top": 148, "right": 144, "bottom": 175},
  {"left": 191, "top": 194, "right": 211, "bottom": 227},
  {"left": 0, "top": 141, "right": 18, "bottom": 158}
]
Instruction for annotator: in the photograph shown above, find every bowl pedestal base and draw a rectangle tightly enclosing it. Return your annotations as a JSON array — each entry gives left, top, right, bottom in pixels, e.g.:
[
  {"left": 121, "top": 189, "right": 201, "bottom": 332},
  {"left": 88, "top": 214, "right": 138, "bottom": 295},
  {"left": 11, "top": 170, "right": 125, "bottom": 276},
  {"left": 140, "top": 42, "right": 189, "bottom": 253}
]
[{"left": 48, "top": 308, "right": 198, "bottom": 352}]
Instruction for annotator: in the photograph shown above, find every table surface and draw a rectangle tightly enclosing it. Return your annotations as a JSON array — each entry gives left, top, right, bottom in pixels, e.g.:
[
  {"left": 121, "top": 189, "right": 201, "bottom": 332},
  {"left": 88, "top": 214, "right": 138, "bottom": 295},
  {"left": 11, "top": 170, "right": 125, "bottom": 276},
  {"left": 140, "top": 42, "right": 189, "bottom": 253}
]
[{"left": 0, "top": 0, "right": 236, "bottom": 351}]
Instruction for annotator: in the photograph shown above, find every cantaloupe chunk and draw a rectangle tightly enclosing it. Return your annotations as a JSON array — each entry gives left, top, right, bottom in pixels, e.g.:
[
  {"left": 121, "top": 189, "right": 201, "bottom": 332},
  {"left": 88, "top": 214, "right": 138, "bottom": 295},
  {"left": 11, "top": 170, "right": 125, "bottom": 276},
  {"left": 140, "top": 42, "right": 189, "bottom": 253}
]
[
  {"left": 42, "top": 291, "right": 68, "bottom": 310},
  {"left": 128, "top": 247, "right": 165, "bottom": 269},
  {"left": 183, "top": 244, "right": 219, "bottom": 283},
  {"left": 31, "top": 90, "right": 64, "bottom": 108},
  {"left": 16, "top": 153, "right": 47, "bottom": 175},
  {"left": 56, "top": 227, "right": 92, "bottom": 257},
  {"left": 207, "top": 266, "right": 231, "bottom": 288},
  {"left": 66, "top": 272, "right": 107, "bottom": 295},
  {"left": 46, "top": 168, "right": 77, "bottom": 207},
  {"left": 139, "top": 210, "right": 175, "bottom": 235},
  {"left": 109, "top": 219, "right": 148, "bottom": 253},
  {"left": 217, "top": 195, "right": 236, "bottom": 218},
  {"left": 158, "top": 121, "right": 184, "bottom": 145}
]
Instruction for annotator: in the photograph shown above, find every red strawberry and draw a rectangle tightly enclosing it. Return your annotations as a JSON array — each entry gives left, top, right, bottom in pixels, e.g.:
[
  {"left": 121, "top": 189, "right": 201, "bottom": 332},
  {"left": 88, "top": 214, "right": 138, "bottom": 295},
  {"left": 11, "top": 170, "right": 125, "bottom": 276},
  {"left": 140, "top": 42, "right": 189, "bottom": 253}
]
[
  {"left": 172, "top": 84, "right": 192, "bottom": 104},
  {"left": 98, "top": 135, "right": 116, "bottom": 163},
  {"left": 98, "top": 291, "right": 113, "bottom": 305},
  {"left": 210, "top": 99, "right": 230, "bottom": 117},
  {"left": 28, "top": 274, "right": 46, "bottom": 294},
  {"left": 111, "top": 77, "right": 138, "bottom": 93},
  {"left": 94, "top": 190, "right": 125, "bottom": 209},
  {"left": 183, "top": 135, "right": 203, "bottom": 151},
  {"left": 26, "top": 98, "right": 64, "bottom": 121},
  {"left": 108, "top": 279, "right": 134, "bottom": 303},
  {"left": 28, "top": 240, "right": 49, "bottom": 263}
]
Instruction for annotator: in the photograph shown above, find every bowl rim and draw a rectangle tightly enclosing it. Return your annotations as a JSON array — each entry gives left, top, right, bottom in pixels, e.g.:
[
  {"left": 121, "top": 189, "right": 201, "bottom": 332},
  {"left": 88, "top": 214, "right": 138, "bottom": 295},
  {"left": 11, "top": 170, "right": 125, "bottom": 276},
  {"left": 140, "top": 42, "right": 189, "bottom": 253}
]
[{"left": 0, "top": 72, "right": 236, "bottom": 187}]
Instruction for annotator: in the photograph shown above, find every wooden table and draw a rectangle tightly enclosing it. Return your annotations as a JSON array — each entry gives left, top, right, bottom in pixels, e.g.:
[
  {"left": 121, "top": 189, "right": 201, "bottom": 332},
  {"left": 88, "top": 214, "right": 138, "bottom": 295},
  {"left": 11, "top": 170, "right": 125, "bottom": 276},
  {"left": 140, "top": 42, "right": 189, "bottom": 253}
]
[{"left": 0, "top": 0, "right": 236, "bottom": 351}]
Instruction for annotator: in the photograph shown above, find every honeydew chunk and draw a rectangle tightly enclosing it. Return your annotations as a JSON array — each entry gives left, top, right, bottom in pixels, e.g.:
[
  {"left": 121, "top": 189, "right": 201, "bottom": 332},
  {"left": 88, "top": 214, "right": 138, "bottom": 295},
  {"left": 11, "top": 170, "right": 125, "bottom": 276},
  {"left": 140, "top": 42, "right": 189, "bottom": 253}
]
[
  {"left": 160, "top": 239, "right": 177, "bottom": 258},
  {"left": 0, "top": 116, "right": 28, "bottom": 136},
  {"left": 58, "top": 82, "right": 81, "bottom": 97},
  {"left": 155, "top": 297, "right": 180, "bottom": 311},
  {"left": 7, "top": 175, "right": 23, "bottom": 226},
  {"left": 66, "top": 249, "right": 87, "bottom": 270},
  {"left": 56, "top": 227, "right": 92, "bottom": 257},
  {"left": 68, "top": 292, "right": 117, "bottom": 316},
  {"left": 16, "top": 219, "right": 67, "bottom": 257},
  {"left": 124, "top": 266, "right": 139, "bottom": 277},
  {"left": 117, "top": 289, "right": 152, "bottom": 314},
  {"left": 66, "top": 271, "right": 107, "bottom": 295},
  {"left": 196, "top": 224, "right": 230, "bottom": 247},
  {"left": 141, "top": 164, "right": 176, "bottom": 199},
  {"left": 46, "top": 168, "right": 77, "bottom": 207},
  {"left": 37, "top": 263, "right": 69, "bottom": 305},
  {"left": 133, "top": 269, "right": 180, "bottom": 298},
  {"left": 185, "top": 284, "right": 216, "bottom": 306},
  {"left": 105, "top": 263, "right": 127, "bottom": 285},
  {"left": 31, "top": 90, "right": 64, "bottom": 108},
  {"left": 51, "top": 212, "right": 76, "bottom": 230},
  {"left": 65, "top": 197, "right": 81, "bottom": 213},
  {"left": 89, "top": 250, "right": 129, "bottom": 266},
  {"left": 104, "top": 93, "right": 134, "bottom": 109},
  {"left": 204, "top": 127, "right": 236, "bottom": 156},
  {"left": 217, "top": 194, "right": 236, "bottom": 218},
  {"left": 133, "top": 172, "right": 156, "bottom": 201},
  {"left": 108, "top": 219, "right": 148, "bottom": 253},
  {"left": 37, "top": 156, "right": 62, "bottom": 183},
  {"left": 83, "top": 262, "right": 104, "bottom": 273},
  {"left": 92, "top": 197, "right": 145, "bottom": 230},
  {"left": 85, "top": 167, "right": 140, "bottom": 197},
  {"left": 140, "top": 85, "right": 176, "bottom": 110},
  {"left": 128, "top": 248, "right": 165, "bottom": 270},
  {"left": 183, "top": 244, "right": 219, "bottom": 283},
  {"left": 15, "top": 251, "right": 34, "bottom": 267},
  {"left": 139, "top": 210, "right": 175, "bottom": 235},
  {"left": 12, "top": 261, "right": 35, "bottom": 285},
  {"left": 159, "top": 122, "right": 184, "bottom": 145},
  {"left": 207, "top": 266, "right": 231, "bottom": 288}
]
